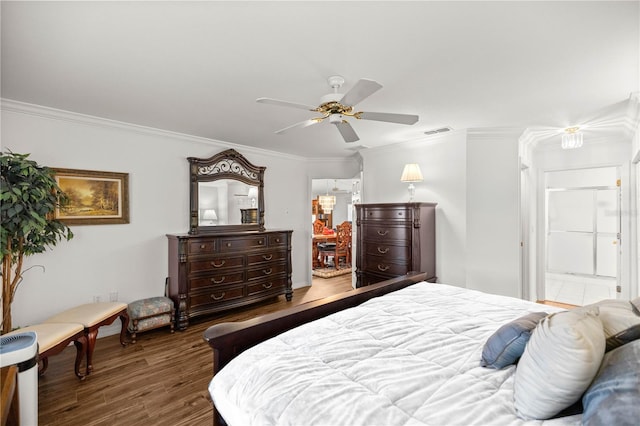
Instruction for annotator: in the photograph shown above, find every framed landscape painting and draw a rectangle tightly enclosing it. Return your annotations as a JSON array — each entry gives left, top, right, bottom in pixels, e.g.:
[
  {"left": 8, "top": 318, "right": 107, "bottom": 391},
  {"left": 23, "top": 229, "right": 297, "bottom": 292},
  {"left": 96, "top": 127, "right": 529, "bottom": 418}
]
[{"left": 53, "top": 168, "right": 130, "bottom": 225}]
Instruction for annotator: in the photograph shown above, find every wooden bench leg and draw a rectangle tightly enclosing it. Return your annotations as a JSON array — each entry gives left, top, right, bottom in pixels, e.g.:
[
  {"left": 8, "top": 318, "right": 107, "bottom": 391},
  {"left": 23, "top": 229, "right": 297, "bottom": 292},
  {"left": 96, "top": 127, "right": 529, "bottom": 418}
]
[
  {"left": 119, "top": 310, "right": 130, "bottom": 347},
  {"left": 37, "top": 328, "right": 87, "bottom": 380},
  {"left": 38, "top": 357, "right": 49, "bottom": 376},
  {"left": 73, "top": 335, "right": 87, "bottom": 380},
  {"left": 85, "top": 307, "right": 129, "bottom": 375}
]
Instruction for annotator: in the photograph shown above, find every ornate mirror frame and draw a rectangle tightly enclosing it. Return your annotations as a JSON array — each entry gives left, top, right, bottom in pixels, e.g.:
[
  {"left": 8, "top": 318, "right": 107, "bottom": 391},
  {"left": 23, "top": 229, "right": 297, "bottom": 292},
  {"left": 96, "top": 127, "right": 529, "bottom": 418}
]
[{"left": 188, "top": 149, "right": 266, "bottom": 234}]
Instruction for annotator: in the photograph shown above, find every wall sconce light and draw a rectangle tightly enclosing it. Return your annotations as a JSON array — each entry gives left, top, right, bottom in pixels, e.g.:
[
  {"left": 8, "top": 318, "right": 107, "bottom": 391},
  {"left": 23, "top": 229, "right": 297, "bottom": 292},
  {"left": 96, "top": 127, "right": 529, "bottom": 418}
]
[
  {"left": 202, "top": 209, "right": 218, "bottom": 224},
  {"left": 561, "top": 126, "right": 583, "bottom": 149},
  {"left": 400, "top": 163, "right": 423, "bottom": 202}
]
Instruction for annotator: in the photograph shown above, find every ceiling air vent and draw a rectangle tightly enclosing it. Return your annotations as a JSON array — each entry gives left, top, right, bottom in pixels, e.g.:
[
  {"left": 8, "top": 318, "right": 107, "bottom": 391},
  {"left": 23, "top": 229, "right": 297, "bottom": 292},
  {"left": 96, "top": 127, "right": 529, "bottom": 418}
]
[{"left": 424, "top": 127, "right": 452, "bottom": 136}]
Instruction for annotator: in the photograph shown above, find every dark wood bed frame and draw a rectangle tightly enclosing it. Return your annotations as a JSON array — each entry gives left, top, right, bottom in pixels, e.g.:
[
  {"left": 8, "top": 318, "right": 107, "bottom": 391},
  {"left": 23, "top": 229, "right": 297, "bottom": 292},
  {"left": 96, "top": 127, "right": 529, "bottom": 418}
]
[{"left": 203, "top": 271, "right": 428, "bottom": 425}]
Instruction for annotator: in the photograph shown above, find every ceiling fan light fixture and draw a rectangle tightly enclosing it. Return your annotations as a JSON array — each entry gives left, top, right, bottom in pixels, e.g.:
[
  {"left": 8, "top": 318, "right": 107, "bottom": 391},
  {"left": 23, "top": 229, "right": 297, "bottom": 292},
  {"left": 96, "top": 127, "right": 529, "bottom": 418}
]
[{"left": 329, "top": 114, "right": 343, "bottom": 125}]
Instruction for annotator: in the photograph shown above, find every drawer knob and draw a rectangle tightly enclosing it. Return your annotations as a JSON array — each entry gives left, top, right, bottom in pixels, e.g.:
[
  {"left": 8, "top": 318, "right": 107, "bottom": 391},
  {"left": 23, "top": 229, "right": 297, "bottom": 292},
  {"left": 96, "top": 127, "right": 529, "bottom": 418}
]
[
  {"left": 377, "top": 247, "right": 389, "bottom": 254},
  {"left": 211, "top": 260, "right": 226, "bottom": 268},
  {"left": 258, "top": 240, "right": 264, "bottom": 245},
  {"left": 263, "top": 268, "right": 273, "bottom": 275},
  {"left": 200, "top": 244, "right": 206, "bottom": 249},
  {"left": 226, "top": 242, "right": 232, "bottom": 248},
  {"left": 210, "top": 292, "right": 225, "bottom": 301},
  {"left": 263, "top": 282, "right": 273, "bottom": 289},
  {"left": 377, "top": 230, "right": 389, "bottom": 236},
  {"left": 211, "top": 276, "right": 225, "bottom": 284},
  {"left": 262, "top": 254, "right": 273, "bottom": 261},
  {"left": 377, "top": 264, "right": 390, "bottom": 272}
]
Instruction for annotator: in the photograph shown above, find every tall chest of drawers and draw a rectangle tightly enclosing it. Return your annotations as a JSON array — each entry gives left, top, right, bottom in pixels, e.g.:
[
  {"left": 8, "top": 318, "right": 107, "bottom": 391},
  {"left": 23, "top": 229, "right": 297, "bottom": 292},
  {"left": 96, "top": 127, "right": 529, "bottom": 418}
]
[
  {"left": 167, "top": 230, "right": 293, "bottom": 330},
  {"left": 355, "top": 203, "right": 436, "bottom": 288}
]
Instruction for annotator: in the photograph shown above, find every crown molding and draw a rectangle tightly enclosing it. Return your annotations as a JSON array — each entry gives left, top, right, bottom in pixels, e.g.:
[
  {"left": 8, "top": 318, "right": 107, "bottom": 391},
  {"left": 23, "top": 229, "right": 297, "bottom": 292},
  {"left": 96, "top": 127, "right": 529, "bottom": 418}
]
[{"left": 0, "top": 98, "right": 336, "bottom": 163}]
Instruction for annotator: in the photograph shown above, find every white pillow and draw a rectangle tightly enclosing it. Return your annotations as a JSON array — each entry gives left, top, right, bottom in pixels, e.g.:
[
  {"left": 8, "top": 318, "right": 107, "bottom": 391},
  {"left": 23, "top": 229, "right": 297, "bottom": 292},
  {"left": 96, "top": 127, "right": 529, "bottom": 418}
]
[
  {"left": 583, "top": 299, "right": 640, "bottom": 338},
  {"left": 514, "top": 307, "right": 605, "bottom": 420}
]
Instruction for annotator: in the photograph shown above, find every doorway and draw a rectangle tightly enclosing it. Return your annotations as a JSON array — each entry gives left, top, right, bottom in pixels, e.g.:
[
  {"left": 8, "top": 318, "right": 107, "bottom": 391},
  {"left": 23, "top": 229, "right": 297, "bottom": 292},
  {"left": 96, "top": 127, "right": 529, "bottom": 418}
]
[
  {"left": 544, "top": 167, "right": 620, "bottom": 305},
  {"left": 310, "top": 178, "right": 359, "bottom": 287}
]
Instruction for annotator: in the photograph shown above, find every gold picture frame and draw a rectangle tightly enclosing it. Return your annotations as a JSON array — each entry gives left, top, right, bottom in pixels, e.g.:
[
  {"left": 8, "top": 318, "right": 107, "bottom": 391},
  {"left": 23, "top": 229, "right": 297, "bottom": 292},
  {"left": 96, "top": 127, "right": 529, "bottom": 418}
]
[{"left": 53, "top": 168, "right": 130, "bottom": 225}]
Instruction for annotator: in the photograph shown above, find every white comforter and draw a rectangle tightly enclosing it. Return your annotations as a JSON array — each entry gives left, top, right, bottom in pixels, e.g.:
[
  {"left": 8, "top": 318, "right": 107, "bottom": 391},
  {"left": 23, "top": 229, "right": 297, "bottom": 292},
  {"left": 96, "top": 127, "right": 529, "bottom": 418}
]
[{"left": 209, "top": 282, "right": 581, "bottom": 426}]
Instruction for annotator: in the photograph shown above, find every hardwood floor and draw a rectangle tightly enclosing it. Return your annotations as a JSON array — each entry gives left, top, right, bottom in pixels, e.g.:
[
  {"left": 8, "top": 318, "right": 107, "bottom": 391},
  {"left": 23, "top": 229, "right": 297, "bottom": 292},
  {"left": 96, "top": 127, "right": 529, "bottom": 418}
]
[{"left": 37, "top": 275, "right": 353, "bottom": 425}]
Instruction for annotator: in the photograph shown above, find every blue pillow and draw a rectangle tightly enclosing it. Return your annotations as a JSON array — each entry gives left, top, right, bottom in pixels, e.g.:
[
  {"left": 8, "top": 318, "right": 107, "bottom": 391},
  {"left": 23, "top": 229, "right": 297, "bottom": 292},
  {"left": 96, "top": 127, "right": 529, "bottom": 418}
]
[
  {"left": 480, "top": 312, "right": 547, "bottom": 369},
  {"left": 582, "top": 339, "right": 640, "bottom": 425}
]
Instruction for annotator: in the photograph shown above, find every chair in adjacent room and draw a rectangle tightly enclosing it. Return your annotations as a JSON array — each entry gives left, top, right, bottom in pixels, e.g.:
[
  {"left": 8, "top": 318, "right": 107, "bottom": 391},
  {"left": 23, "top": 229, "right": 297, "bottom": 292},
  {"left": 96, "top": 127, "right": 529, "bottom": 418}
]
[
  {"left": 318, "top": 221, "right": 351, "bottom": 270},
  {"left": 313, "top": 219, "right": 325, "bottom": 235}
]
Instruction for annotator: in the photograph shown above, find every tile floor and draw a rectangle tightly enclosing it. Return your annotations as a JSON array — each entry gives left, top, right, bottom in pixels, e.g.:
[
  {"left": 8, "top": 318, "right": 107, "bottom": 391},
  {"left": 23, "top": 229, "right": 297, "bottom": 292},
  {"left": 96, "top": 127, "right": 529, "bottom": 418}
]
[{"left": 545, "top": 272, "right": 617, "bottom": 306}]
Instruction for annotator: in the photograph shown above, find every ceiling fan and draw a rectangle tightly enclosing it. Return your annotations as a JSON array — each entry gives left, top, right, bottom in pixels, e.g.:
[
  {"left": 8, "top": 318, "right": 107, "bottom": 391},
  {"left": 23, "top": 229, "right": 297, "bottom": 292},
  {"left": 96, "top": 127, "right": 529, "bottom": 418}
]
[{"left": 257, "top": 75, "right": 419, "bottom": 143}]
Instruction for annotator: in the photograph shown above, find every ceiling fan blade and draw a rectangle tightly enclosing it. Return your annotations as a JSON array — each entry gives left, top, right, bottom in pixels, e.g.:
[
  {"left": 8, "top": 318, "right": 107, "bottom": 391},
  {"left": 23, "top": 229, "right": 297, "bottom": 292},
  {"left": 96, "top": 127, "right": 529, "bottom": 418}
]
[
  {"left": 257, "top": 97, "right": 317, "bottom": 111},
  {"left": 339, "top": 79, "right": 383, "bottom": 107},
  {"left": 334, "top": 120, "right": 360, "bottom": 143},
  {"left": 357, "top": 111, "right": 419, "bottom": 125},
  {"left": 275, "top": 118, "right": 322, "bottom": 134}
]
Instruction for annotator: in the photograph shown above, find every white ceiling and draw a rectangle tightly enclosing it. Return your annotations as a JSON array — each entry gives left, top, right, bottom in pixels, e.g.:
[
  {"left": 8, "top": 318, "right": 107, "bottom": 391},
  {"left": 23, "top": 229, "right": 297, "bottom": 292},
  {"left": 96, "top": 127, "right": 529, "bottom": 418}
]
[{"left": 1, "top": 1, "right": 638, "bottom": 158}]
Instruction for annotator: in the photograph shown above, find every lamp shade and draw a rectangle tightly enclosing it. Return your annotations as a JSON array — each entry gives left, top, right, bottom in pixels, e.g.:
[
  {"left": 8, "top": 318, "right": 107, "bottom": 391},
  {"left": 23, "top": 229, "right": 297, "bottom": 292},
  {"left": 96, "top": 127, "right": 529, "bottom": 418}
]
[
  {"left": 247, "top": 187, "right": 258, "bottom": 199},
  {"left": 400, "top": 164, "right": 424, "bottom": 182},
  {"left": 202, "top": 209, "right": 217, "bottom": 221}
]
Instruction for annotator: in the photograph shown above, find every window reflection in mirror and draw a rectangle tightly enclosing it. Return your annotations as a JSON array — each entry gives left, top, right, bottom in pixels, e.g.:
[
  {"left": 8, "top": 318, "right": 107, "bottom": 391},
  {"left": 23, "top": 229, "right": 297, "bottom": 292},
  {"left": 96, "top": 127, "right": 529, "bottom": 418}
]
[{"left": 198, "top": 180, "right": 259, "bottom": 226}]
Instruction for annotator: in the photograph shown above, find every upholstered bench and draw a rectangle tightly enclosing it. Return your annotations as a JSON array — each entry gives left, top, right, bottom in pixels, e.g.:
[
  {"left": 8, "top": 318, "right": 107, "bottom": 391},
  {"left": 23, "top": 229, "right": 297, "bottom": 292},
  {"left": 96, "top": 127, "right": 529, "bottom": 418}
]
[
  {"left": 127, "top": 297, "right": 175, "bottom": 343},
  {"left": 4, "top": 323, "right": 87, "bottom": 379},
  {"left": 43, "top": 302, "right": 129, "bottom": 374}
]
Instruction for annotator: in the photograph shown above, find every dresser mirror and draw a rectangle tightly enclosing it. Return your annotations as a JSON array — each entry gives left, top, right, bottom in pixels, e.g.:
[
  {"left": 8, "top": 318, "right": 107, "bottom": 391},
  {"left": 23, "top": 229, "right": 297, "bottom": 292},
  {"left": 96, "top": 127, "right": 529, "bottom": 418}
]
[{"left": 188, "top": 149, "right": 265, "bottom": 234}]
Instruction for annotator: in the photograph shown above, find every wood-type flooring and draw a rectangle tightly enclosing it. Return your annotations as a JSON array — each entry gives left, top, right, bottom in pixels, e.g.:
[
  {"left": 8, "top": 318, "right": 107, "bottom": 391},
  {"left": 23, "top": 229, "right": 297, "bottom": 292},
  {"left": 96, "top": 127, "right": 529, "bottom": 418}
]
[{"left": 37, "top": 275, "right": 353, "bottom": 425}]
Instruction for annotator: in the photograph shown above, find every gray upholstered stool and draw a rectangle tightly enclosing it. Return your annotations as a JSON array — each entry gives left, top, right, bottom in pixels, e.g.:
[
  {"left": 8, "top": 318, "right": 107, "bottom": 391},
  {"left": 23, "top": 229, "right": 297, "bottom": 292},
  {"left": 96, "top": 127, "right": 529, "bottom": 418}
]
[{"left": 127, "top": 297, "right": 175, "bottom": 343}]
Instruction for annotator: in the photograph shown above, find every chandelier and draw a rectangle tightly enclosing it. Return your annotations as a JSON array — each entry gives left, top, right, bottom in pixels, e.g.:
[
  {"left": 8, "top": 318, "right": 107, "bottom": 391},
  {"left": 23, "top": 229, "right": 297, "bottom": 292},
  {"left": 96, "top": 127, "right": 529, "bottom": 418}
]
[
  {"left": 318, "top": 194, "right": 336, "bottom": 213},
  {"left": 318, "top": 180, "right": 336, "bottom": 213}
]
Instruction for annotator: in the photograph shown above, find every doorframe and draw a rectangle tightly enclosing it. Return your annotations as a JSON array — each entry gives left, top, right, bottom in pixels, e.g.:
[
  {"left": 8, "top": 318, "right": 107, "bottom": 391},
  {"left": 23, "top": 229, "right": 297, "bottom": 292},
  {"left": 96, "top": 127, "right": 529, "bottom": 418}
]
[
  {"left": 529, "top": 163, "right": 632, "bottom": 302},
  {"left": 308, "top": 176, "right": 361, "bottom": 289}
]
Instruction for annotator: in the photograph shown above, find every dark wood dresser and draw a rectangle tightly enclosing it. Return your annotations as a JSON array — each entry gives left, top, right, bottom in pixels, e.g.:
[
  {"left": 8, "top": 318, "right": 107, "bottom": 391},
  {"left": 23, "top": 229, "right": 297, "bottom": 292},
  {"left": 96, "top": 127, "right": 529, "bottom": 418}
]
[
  {"left": 167, "top": 230, "right": 293, "bottom": 330},
  {"left": 355, "top": 203, "right": 436, "bottom": 288}
]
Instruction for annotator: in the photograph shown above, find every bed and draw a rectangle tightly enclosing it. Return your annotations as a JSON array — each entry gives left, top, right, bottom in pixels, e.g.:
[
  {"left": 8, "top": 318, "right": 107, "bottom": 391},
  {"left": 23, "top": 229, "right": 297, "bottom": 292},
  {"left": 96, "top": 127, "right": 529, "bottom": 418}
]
[{"left": 203, "top": 272, "right": 640, "bottom": 426}]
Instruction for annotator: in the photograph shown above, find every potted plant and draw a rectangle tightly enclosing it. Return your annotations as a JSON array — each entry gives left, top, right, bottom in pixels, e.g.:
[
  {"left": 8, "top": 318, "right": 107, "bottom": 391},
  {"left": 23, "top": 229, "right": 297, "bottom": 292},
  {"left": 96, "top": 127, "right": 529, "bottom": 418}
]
[{"left": 1, "top": 151, "right": 73, "bottom": 334}]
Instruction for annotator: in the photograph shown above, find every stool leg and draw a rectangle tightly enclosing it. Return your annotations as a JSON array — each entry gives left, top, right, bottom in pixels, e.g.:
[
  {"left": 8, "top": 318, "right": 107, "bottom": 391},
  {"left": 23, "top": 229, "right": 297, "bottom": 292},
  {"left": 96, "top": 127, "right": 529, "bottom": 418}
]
[{"left": 130, "top": 319, "right": 138, "bottom": 344}]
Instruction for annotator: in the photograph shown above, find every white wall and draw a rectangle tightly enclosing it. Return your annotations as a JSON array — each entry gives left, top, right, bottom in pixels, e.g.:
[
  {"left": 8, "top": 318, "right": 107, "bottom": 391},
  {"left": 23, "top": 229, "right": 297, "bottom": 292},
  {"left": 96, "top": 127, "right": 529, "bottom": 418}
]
[
  {"left": 360, "top": 128, "right": 522, "bottom": 297},
  {"left": 466, "top": 129, "right": 523, "bottom": 298},
  {"left": 359, "top": 131, "right": 467, "bottom": 286},
  {"left": 1, "top": 101, "right": 359, "bottom": 335}
]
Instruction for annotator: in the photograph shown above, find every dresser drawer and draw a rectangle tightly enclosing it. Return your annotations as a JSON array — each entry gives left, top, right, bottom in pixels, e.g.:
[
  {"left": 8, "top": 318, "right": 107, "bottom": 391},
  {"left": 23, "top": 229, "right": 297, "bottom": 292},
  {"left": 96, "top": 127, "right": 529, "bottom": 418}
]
[
  {"left": 362, "top": 242, "right": 410, "bottom": 260},
  {"left": 362, "top": 225, "right": 410, "bottom": 241},
  {"left": 247, "top": 250, "right": 286, "bottom": 266},
  {"left": 189, "top": 271, "right": 245, "bottom": 290},
  {"left": 189, "top": 285, "right": 245, "bottom": 308},
  {"left": 362, "top": 257, "right": 409, "bottom": 276},
  {"left": 246, "top": 263, "right": 287, "bottom": 280},
  {"left": 247, "top": 276, "right": 288, "bottom": 296},
  {"left": 268, "top": 233, "right": 288, "bottom": 247},
  {"left": 188, "top": 255, "right": 244, "bottom": 274},
  {"left": 360, "top": 206, "right": 411, "bottom": 221},
  {"left": 188, "top": 240, "right": 216, "bottom": 255},
  {"left": 219, "top": 235, "right": 268, "bottom": 252}
]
